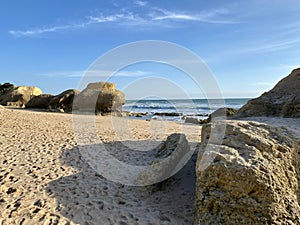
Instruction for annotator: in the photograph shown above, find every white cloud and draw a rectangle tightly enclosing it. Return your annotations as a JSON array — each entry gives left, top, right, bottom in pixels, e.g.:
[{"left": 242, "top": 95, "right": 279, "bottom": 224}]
[
  {"left": 9, "top": 25, "right": 75, "bottom": 37},
  {"left": 9, "top": 11, "right": 149, "bottom": 37},
  {"left": 151, "top": 8, "right": 237, "bottom": 24},
  {"left": 38, "top": 70, "right": 153, "bottom": 78},
  {"left": 37, "top": 70, "right": 85, "bottom": 78},
  {"left": 9, "top": 20, "right": 97, "bottom": 37},
  {"left": 244, "top": 39, "right": 299, "bottom": 54},
  {"left": 9, "top": 6, "right": 237, "bottom": 37},
  {"left": 153, "top": 13, "right": 198, "bottom": 21},
  {"left": 134, "top": 1, "right": 147, "bottom": 7}
]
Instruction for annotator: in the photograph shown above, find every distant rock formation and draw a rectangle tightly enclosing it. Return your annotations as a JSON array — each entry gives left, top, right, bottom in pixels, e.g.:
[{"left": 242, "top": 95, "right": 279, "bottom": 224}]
[
  {"left": 25, "top": 90, "right": 80, "bottom": 113},
  {"left": 198, "top": 107, "right": 237, "bottom": 124},
  {"left": 48, "top": 89, "right": 80, "bottom": 113},
  {"left": 195, "top": 120, "right": 300, "bottom": 225},
  {"left": 184, "top": 117, "right": 201, "bottom": 124},
  {"left": 235, "top": 68, "right": 300, "bottom": 118},
  {"left": 73, "top": 82, "right": 125, "bottom": 114},
  {"left": 208, "top": 107, "right": 237, "bottom": 121},
  {"left": 0, "top": 81, "right": 125, "bottom": 114},
  {"left": 26, "top": 94, "right": 54, "bottom": 109},
  {"left": 0, "top": 83, "right": 14, "bottom": 96},
  {"left": 0, "top": 85, "right": 42, "bottom": 107}
]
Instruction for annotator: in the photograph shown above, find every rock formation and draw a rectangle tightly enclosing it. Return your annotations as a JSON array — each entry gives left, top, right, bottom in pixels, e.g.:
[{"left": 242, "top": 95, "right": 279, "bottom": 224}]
[
  {"left": 26, "top": 94, "right": 54, "bottom": 109},
  {"left": 195, "top": 120, "right": 300, "bottom": 225},
  {"left": 208, "top": 107, "right": 237, "bottom": 121},
  {"left": 137, "top": 133, "right": 191, "bottom": 186},
  {"left": 184, "top": 117, "right": 201, "bottom": 124},
  {"left": 73, "top": 82, "right": 125, "bottom": 114},
  {"left": 199, "top": 107, "right": 237, "bottom": 124},
  {"left": 48, "top": 89, "right": 80, "bottom": 113},
  {"left": 0, "top": 86, "right": 42, "bottom": 107},
  {"left": 235, "top": 68, "right": 300, "bottom": 118},
  {"left": 0, "top": 82, "right": 14, "bottom": 96}
]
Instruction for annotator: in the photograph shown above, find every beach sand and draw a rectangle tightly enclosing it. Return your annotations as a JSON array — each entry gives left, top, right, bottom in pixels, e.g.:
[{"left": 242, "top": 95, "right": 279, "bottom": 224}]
[{"left": 0, "top": 107, "right": 201, "bottom": 225}]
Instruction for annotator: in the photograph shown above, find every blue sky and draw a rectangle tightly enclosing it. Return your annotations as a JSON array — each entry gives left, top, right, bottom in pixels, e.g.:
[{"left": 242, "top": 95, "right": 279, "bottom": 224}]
[{"left": 1, "top": 0, "right": 300, "bottom": 99}]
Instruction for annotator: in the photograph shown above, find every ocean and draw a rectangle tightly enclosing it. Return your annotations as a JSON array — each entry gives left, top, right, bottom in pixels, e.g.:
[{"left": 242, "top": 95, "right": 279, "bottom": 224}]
[{"left": 123, "top": 98, "right": 250, "bottom": 122}]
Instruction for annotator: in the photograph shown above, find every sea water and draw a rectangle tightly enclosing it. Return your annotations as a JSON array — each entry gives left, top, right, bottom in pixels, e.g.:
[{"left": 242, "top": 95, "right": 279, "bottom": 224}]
[{"left": 123, "top": 98, "right": 250, "bottom": 121}]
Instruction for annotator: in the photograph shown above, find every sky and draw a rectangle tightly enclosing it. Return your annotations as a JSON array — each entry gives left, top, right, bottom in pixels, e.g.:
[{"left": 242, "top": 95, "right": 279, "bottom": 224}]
[{"left": 1, "top": 0, "right": 300, "bottom": 99}]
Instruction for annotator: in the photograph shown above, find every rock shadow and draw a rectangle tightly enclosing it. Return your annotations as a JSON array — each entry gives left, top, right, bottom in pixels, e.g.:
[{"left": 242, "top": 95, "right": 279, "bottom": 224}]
[{"left": 46, "top": 140, "right": 198, "bottom": 225}]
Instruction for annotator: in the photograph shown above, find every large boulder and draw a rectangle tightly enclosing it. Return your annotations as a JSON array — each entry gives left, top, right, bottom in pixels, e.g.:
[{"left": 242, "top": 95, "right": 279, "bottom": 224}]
[
  {"left": 26, "top": 94, "right": 54, "bottom": 109},
  {"left": 73, "top": 82, "right": 125, "bottom": 114},
  {"left": 0, "top": 86, "right": 42, "bottom": 107},
  {"left": 209, "top": 107, "right": 237, "bottom": 121},
  {"left": 184, "top": 117, "right": 201, "bottom": 124},
  {"left": 137, "top": 133, "right": 190, "bottom": 186},
  {"left": 48, "top": 89, "right": 80, "bottom": 113},
  {"left": 195, "top": 120, "right": 300, "bottom": 225},
  {"left": 200, "top": 107, "right": 237, "bottom": 124},
  {"left": 235, "top": 68, "right": 300, "bottom": 118}
]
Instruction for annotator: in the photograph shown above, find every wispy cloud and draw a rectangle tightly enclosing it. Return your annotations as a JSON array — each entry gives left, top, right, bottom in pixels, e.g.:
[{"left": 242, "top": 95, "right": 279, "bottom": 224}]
[
  {"left": 134, "top": 0, "right": 148, "bottom": 7},
  {"left": 38, "top": 70, "right": 85, "bottom": 78},
  {"left": 151, "top": 8, "right": 236, "bottom": 24},
  {"left": 9, "top": 5, "right": 237, "bottom": 37},
  {"left": 38, "top": 70, "right": 153, "bottom": 78},
  {"left": 9, "top": 14, "right": 134, "bottom": 37},
  {"left": 9, "top": 23, "right": 87, "bottom": 37},
  {"left": 113, "top": 70, "right": 152, "bottom": 77},
  {"left": 244, "top": 39, "right": 300, "bottom": 54}
]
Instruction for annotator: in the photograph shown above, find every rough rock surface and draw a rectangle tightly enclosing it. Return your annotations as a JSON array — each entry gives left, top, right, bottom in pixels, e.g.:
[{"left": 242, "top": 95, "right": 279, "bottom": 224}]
[
  {"left": 235, "top": 68, "right": 300, "bottom": 118},
  {"left": 208, "top": 107, "right": 237, "bottom": 122},
  {"left": 48, "top": 89, "right": 80, "bottom": 113},
  {"left": 137, "top": 133, "right": 191, "bottom": 186},
  {"left": 195, "top": 120, "right": 300, "bottom": 225},
  {"left": 26, "top": 94, "right": 54, "bottom": 109},
  {"left": 0, "top": 82, "right": 14, "bottom": 96},
  {"left": 184, "top": 117, "right": 201, "bottom": 124},
  {"left": 73, "top": 82, "right": 125, "bottom": 114},
  {"left": 0, "top": 86, "right": 42, "bottom": 107}
]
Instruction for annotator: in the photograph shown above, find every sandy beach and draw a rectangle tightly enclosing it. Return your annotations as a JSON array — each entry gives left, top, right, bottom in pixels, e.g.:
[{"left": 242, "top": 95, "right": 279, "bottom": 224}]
[{"left": 0, "top": 106, "right": 201, "bottom": 225}]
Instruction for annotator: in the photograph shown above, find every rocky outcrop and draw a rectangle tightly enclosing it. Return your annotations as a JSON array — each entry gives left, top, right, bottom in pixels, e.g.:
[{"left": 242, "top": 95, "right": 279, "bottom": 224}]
[
  {"left": 25, "top": 90, "right": 79, "bottom": 112},
  {"left": 184, "top": 117, "right": 201, "bottom": 124},
  {"left": 188, "top": 108, "right": 237, "bottom": 125},
  {"left": 73, "top": 82, "right": 125, "bottom": 114},
  {"left": 137, "top": 133, "right": 190, "bottom": 186},
  {"left": 195, "top": 120, "right": 300, "bottom": 225},
  {"left": 26, "top": 94, "right": 54, "bottom": 109},
  {"left": 0, "top": 86, "right": 42, "bottom": 107},
  {"left": 154, "top": 112, "right": 182, "bottom": 117},
  {"left": 208, "top": 107, "right": 237, "bottom": 122},
  {"left": 0, "top": 83, "right": 14, "bottom": 96},
  {"left": 235, "top": 68, "right": 300, "bottom": 118},
  {"left": 48, "top": 89, "right": 80, "bottom": 113}
]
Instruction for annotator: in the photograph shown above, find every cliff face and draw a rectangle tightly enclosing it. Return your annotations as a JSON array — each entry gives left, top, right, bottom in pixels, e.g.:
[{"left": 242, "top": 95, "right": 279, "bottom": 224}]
[
  {"left": 235, "top": 68, "right": 300, "bottom": 118},
  {"left": 195, "top": 120, "right": 300, "bottom": 225}
]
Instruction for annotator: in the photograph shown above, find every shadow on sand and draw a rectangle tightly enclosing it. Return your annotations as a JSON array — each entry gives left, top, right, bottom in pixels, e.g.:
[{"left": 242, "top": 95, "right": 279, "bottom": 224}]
[{"left": 46, "top": 140, "right": 198, "bottom": 225}]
